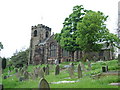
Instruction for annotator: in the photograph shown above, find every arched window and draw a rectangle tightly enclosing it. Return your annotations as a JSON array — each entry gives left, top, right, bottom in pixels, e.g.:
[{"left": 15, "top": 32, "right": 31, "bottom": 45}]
[
  {"left": 34, "top": 30, "right": 37, "bottom": 37},
  {"left": 62, "top": 49, "right": 69, "bottom": 56},
  {"left": 50, "top": 43, "right": 56, "bottom": 57},
  {"left": 46, "top": 31, "right": 49, "bottom": 38}
]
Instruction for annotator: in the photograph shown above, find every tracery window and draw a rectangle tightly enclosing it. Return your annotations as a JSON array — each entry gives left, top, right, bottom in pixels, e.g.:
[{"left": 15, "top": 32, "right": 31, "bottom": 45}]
[{"left": 50, "top": 43, "right": 56, "bottom": 57}]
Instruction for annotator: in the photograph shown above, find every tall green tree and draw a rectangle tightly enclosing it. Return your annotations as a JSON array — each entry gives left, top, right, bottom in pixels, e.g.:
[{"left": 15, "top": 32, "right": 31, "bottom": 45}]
[
  {"left": 76, "top": 10, "right": 120, "bottom": 60},
  {"left": 11, "top": 48, "right": 29, "bottom": 68},
  {"left": 55, "top": 5, "right": 87, "bottom": 61}
]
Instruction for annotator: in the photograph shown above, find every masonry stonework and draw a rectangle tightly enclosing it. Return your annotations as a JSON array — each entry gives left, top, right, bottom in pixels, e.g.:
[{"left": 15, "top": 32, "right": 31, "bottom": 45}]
[{"left": 29, "top": 24, "right": 114, "bottom": 65}]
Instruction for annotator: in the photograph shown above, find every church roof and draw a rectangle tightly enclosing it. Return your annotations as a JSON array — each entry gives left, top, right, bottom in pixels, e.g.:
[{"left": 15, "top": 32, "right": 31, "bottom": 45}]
[{"left": 38, "top": 34, "right": 54, "bottom": 46}]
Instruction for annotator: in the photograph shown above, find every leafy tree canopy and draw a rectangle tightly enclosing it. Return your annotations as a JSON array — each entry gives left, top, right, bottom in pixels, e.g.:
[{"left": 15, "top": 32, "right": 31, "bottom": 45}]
[
  {"left": 55, "top": 5, "right": 87, "bottom": 52},
  {"left": 10, "top": 48, "right": 29, "bottom": 68},
  {"left": 76, "top": 10, "right": 120, "bottom": 52}
]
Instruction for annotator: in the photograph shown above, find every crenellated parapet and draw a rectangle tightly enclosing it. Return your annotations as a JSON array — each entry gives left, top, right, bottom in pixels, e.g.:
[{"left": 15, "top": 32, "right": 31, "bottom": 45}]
[{"left": 31, "top": 24, "right": 51, "bottom": 31}]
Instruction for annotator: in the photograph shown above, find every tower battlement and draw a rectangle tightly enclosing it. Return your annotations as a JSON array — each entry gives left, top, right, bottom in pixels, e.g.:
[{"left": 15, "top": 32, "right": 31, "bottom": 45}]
[{"left": 31, "top": 24, "right": 51, "bottom": 31}]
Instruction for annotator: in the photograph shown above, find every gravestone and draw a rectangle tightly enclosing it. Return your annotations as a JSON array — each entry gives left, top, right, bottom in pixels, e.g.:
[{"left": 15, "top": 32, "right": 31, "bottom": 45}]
[
  {"left": 87, "top": 60, "right": 91, "bottom": 70},
  {"left": 38, "top": 78, "right": 50, "bottom": 89},
  {"left": 45, "top": 64, "right": 49, "bottom": 75},
  {"left": 15, "top": 68, "right": 18, "bottom": 73},
  {"left": 34, "top": 67, "right": 39, "bottom": 78},
  {"left": 23, "top": 71, "right": 29, "bottom": 80},
  {"left": 55, "top": 65, "right": 60, "bottom": 75},
  {"left": 29, "top": 72, "right": 36, "bottom": 80},
  {"left": 102, "top": 66, "right": 106, "bottom": 72},
  {"left": 19, "top": 76, "right": 25, "bottom": 82},
  {"left": 39, "top": 68, "right": 44, "bottom": 79},
  {"left": 78, "top": 64, "right": 82, "bottom": 78},
  {"left": 20, "top": 68, "right": 24, "bottom": 76},
  {"left": 80, "top": 62, "right": 87, "bottom": 71},
  {"left": 16, "top": 71, "right": 20, "bottom": 78},
  {"left": 70, "top": 63, "right": 74, "bottom": 70},
  {"left": 106, "top": 66, "right": 108, "bottom": 71},
  {"left": 68, "top": 63, "right": 75, "bottom": 79},
  {"left": 0, "top": 84, "right": 3, "bottom": 90},
  {"left": 43, "top": 67, "right": 46, "bottom": 72}
]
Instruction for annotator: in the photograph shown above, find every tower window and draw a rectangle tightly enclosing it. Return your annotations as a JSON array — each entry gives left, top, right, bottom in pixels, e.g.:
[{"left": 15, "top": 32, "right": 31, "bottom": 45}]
[
  {"left": 34, "top": 30, "right": 37, "bottom": 37},
  {"left": 46, "top": 31, "right": 49, "bottom": 38}
]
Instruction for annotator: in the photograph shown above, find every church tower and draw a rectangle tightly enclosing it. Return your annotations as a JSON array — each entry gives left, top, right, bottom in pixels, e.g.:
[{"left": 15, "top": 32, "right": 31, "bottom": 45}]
[{"left": 29, "top": 24, "right": 51, "bottom": 64}]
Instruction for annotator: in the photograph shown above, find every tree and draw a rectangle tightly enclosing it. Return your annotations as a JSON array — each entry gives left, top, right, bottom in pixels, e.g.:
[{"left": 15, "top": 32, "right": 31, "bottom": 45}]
[
  {"left": 0, "top": 42, "right": 3, "bottom": 51},
  {"left": 76, "top": 10, "right": 120, "bottom": 60},
  {"left": 55, "top": 5, "right": 88, "bottom": 61},
  {"left": 11, "top": 48, "right": 29, "bottom": 68}
]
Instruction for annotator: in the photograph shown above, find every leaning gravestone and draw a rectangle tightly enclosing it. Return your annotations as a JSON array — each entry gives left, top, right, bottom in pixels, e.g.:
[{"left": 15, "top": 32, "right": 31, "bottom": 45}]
[
  {"left": 45, "top": 64, "right": 49, "bottom": 75},
  {"left": 38, "top": 78, "right": 50, "bottom": 90},
  {"left": 78, "top": 64, "right": 82, "bottom": 78},
  {"left": 55, "top": 65, "right": 60, "bottom": 75},
  {"left": 68, "top": 63, "right": 75, "bottom": 79}
]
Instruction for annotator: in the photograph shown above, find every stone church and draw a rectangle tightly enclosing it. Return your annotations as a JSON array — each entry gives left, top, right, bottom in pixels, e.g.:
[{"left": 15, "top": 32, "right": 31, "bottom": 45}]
[{"left": 29, "top": 24, "right": 114, "bottom": 65}]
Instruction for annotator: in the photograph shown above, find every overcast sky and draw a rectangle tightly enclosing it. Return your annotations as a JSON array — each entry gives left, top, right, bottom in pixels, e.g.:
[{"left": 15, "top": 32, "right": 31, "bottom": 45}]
[{"left": 0, "top": 0, "right": 119, "bottom": 58}]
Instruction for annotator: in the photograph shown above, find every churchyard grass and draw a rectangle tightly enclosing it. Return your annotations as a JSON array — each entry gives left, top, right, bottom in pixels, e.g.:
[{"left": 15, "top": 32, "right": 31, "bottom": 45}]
[{"left": 2, "top": 59, "right": 119, "bottom": 88}]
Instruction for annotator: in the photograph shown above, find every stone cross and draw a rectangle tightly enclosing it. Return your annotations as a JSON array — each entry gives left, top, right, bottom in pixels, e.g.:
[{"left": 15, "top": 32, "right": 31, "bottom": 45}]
[
  {"left": 55, "top": 65, "right": 60, "bottom": 75},
  {"left": 78, "top": 64, "right": 82, "bottom": 78},
  {"left": 38, "top": 78, "right": 50, "bottom": 89}
]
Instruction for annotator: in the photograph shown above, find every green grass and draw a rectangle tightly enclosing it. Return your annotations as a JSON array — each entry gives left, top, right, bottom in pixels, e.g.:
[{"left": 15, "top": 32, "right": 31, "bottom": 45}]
[{"left": 2, "top": 59, "right": 119, "bottom": 88}]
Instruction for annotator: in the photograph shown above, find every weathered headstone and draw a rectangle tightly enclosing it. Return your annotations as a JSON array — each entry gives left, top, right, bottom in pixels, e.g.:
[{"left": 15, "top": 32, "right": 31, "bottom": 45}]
[
  {"left": 15, "top": 68, "right": 18, "bottom": 73},
  {"left": 87, "top": 60, "right": 91, "bottom": 70},
  {"left": 43, "top": 66, "right": 46, "bottom": 72},
  {"left": 102, "top": 66, "right": 106, "bottom": 72},
  {"left": 23, "top": 71, "right": 29, "bottom": 80},
  {"left": 29, "top": 72, "right": 36, "bottom": 80},
  {"left": 45, "top": 65, "right": 49, "bottom": 75},
  {"left": 78, "top": 64, "right": 82, "bottom": 78},
  {"left": 34, "top": 67, "right": 38, "bottom": 78},
  {"left": 0, "top": 84, "right": 3, "bottom": 90},
  {"left": 38, "top": 78, "right": 50, "bottom": 89},
  {"left": 20, "top": 68, "right": 24, "bottom": 76},
  {"left": 80, "top": 62, "right": 87, "bottom": 71},
  {"left": 68, "top": 63, "right": 75, "bottom": 79},
  {"left": 39, "top": 68, "right": 44, "bottom": 79},
  {"left": 19, "top": 76, "right": 25, "bottom": 82},
  {"left": 55, "top": 65, "right": 60, "bottom": 75},
  {"left": 106, "top": 66, "right": 108, "bottom": 72}
]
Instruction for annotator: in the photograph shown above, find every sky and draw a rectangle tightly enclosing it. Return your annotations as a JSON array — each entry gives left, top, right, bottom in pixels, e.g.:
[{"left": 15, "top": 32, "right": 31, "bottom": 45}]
[{"left": 0, "top": 0, "right": 119, "bottom": 58}]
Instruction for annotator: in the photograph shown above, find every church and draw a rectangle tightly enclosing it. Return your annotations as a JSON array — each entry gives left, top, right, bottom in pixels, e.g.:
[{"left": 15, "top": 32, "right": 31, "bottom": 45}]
[{"left": 28, "top": 24, "right": 114, "bottom": 65}]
